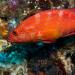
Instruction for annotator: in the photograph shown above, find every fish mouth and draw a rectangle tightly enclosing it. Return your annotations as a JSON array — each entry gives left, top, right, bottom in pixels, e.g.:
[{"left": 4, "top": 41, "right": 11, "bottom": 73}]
[
  {"left": 8, "top": 32, "right": 16, "bottom": 43},
  {"left": 8, "top": 31, "right": 35, "bottom": 43},
  {"left": 8, "top": 33, "right": 29, "bottom": 43}
]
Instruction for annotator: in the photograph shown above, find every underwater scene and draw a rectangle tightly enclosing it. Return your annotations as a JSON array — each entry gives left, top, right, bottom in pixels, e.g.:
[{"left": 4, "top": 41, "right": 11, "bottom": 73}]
[{"left": 1, "top": 0, "right": 75, "bottom": 75}]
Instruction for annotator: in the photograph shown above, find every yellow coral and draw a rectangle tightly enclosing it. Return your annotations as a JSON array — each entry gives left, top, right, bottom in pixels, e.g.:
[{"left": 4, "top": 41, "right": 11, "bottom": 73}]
[{"left": 0, "top": 18, "right": 8, "bottom": 38}]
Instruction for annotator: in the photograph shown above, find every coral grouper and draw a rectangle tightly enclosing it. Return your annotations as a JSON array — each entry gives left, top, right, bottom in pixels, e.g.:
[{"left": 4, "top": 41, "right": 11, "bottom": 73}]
[{"left": 8, "top": 9, "right": 75, "bottom": 43}]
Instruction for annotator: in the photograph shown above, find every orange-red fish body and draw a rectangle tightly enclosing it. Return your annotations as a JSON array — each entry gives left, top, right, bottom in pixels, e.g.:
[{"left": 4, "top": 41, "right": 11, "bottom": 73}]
[{"left": 8, "top": 9, "right": 75, "bottom": 43}]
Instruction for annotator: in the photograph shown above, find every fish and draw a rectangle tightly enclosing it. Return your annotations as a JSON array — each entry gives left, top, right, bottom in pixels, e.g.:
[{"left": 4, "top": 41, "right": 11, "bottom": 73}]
[{"left": 8, "top": 8, "right": 75, "bottom": 43}]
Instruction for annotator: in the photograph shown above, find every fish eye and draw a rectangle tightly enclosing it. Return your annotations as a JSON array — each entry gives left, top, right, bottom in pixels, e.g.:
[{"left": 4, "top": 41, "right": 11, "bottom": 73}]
[{"left": 13, "top": 31, "right": 17, "bottom": 36}]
